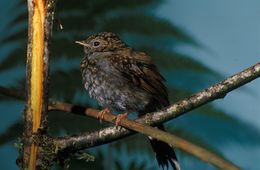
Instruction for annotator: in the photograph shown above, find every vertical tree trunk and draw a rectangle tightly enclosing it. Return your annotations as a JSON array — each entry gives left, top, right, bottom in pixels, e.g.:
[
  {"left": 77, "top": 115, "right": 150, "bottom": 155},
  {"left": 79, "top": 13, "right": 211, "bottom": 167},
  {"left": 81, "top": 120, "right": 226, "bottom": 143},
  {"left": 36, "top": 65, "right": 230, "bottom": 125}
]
[{"left": 22, "top": 0, "right": 55, "bottom": 169}]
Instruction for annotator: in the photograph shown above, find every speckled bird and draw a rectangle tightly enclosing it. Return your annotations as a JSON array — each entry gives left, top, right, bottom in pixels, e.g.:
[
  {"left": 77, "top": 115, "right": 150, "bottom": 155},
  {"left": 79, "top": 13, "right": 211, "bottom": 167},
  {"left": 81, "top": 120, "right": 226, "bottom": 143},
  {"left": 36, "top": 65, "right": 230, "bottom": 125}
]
[{"left": 76, "top": 32, "right": 180, "bottom": 170}]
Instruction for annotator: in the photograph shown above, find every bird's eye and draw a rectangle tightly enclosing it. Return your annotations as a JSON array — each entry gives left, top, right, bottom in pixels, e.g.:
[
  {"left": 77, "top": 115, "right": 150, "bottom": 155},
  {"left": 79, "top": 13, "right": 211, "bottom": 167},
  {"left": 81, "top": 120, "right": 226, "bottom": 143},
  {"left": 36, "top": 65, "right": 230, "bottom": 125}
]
[{"left": 93, "top": 41, "right": 100, "bottom": 47}]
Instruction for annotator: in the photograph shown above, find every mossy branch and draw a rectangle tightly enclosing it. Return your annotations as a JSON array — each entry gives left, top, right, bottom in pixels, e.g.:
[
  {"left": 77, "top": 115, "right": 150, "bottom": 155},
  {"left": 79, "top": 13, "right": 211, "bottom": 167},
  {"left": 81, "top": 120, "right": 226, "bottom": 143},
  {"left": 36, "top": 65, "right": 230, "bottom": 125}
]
[{"left": 52, "top": 62, "right": 260, "bottom": 146}]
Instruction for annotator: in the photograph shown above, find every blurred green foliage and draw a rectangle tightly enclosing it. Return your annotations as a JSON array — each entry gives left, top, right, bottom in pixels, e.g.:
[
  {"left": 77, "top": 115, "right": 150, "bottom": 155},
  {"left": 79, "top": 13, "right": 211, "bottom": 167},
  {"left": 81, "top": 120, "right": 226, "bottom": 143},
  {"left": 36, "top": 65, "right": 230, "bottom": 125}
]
[{"left": 0, "top": 0, "right": 259, "bottom": 169}]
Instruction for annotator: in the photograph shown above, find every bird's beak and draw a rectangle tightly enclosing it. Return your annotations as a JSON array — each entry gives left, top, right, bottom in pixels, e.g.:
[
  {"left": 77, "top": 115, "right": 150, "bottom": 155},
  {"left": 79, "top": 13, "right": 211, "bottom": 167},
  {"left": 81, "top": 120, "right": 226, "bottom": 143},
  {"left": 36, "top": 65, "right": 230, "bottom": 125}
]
[{"left": 75, "top": 40, "right": 90, "bottom": 48}]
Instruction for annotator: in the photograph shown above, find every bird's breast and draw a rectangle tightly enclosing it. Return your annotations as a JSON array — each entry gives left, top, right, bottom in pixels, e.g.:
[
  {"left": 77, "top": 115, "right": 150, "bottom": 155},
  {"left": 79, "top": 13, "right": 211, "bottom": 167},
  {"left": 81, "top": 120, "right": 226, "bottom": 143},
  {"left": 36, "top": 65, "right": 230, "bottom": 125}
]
[{"left": 81, "top": 65, "right": 150, "bottom": 112}]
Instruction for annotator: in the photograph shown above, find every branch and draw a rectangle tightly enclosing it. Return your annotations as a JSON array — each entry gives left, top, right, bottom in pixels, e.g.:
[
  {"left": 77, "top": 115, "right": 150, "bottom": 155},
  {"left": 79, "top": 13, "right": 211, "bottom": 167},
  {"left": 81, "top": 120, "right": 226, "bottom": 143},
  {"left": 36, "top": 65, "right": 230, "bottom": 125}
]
[
  {"left": 54, "top": 62, "right": 260, "bottom": 149},
  {"left": 22, "top": 0, "right": 55, "bottom": 169},
  {"left": 22, "top": 0, "right": 46, "bottom": 168},
  {"left": 51, "top": 102, "right": 240, "bottom": 170},
  {"left": 0, "top": 86, "right": 24, "bottom": 100},
  {"left": 53, "top": 63, "right": 259, "bottom": 169}
]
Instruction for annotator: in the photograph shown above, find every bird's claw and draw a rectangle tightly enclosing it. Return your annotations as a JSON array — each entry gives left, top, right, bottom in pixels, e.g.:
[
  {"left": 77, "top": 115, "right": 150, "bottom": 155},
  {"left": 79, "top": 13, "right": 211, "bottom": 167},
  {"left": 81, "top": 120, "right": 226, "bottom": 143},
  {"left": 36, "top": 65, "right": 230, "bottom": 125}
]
[
  {"left": 115, "top": 113, "right": 128, "bottom": 127},
  {"left": 97, "top": 108, "right": 111, "bottom": 123}
]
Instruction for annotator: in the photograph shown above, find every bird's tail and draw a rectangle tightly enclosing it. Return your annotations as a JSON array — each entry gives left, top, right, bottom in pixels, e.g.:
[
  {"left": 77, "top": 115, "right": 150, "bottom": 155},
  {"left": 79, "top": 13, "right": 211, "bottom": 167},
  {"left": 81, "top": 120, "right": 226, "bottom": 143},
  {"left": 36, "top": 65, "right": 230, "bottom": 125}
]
[{"left": 149, "top": 125, "right": 180, "bottom": 170}]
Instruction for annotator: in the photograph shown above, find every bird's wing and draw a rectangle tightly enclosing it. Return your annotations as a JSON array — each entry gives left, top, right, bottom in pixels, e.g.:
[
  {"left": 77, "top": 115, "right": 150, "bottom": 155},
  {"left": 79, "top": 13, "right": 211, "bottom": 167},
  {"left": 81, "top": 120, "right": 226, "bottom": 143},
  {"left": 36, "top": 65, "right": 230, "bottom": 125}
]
[{"left": 108, "top": 50, "right": 169, "bottom": 107}]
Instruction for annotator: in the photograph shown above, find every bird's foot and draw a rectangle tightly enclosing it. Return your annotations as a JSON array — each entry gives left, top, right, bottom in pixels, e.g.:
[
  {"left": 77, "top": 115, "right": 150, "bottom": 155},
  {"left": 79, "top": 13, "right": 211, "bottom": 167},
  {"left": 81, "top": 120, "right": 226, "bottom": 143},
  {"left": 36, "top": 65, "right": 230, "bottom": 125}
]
[
  {"left": 115, "top": 112, "right": 128, "bottom": 127},
  {"left": 97, "top": 108, "right": 111, "bottom": 123}
]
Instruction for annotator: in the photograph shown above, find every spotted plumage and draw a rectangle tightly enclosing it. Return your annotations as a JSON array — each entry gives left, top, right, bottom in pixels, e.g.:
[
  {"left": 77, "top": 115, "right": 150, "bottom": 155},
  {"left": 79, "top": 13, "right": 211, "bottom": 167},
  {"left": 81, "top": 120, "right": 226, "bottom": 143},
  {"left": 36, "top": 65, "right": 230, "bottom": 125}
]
[{"left": 77, "top": 32, "right": 180, "bottom": 170}]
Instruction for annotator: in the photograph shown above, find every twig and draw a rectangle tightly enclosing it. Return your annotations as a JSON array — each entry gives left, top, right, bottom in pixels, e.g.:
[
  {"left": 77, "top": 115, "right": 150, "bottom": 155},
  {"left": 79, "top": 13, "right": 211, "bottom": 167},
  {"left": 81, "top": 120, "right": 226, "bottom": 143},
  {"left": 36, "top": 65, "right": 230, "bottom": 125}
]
[{"left": 0, "top": 87, "right": 24, "bottom": 100}]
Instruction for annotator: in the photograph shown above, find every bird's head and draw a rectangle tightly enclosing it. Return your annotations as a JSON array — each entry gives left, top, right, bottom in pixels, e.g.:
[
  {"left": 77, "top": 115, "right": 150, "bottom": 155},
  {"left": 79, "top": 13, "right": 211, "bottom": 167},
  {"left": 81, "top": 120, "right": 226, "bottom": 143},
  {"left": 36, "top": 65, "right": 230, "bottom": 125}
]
[{"left": 76, "top": 32, "right": 127, "bottom": 54}]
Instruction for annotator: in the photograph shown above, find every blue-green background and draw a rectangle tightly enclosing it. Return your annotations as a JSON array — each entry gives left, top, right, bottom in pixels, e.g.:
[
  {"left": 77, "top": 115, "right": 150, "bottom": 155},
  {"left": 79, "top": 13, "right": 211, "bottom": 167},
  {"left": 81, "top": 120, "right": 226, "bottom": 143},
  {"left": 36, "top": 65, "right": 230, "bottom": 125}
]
[{"left": 0, "top": 0, "right": 259, "bottom": 169}]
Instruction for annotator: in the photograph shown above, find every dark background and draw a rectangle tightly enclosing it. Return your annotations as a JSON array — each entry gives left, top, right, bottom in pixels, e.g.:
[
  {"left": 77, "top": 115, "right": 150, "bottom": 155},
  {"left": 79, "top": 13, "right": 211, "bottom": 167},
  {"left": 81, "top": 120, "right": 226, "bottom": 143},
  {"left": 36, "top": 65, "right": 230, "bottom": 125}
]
[{"left": 0, "top": 0, "right": 259, "bottom": 169}]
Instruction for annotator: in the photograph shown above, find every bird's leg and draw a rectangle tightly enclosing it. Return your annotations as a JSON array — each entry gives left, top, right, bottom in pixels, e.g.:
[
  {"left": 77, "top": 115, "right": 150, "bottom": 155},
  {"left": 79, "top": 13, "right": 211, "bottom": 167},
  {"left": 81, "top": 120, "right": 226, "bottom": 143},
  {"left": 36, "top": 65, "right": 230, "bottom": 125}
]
[
  {"left": 97, "top": 108, "right": 111, "bottom": 123},
  {"left": 115, "top": 112, "right": 128, "bottom": 126}
]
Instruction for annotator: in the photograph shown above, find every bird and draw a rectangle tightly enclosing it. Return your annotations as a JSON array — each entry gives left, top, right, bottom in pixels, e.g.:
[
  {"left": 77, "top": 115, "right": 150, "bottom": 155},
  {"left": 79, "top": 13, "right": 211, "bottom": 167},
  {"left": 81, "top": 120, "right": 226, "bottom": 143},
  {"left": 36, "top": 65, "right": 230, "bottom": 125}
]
[{"left": 76, "top": 32, "right": 180, "bottom": 170}]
